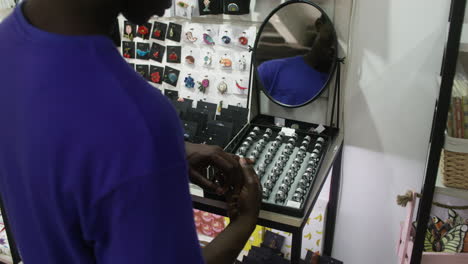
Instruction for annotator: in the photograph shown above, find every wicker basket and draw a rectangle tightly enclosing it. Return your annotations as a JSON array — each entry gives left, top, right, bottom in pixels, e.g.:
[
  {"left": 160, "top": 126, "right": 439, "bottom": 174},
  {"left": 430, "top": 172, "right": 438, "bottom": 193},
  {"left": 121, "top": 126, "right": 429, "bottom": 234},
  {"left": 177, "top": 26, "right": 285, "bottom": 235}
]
[{"left": 442, "top": 135, "right": 468, "bottom": 190}]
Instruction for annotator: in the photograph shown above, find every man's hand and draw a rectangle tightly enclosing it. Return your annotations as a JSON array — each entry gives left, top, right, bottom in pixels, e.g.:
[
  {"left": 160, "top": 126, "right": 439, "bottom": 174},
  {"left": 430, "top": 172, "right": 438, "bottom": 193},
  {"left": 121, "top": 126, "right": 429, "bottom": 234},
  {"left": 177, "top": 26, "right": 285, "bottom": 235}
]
[
  {"left": 185, "top": 142, "right": 243, "bottom": 195},
  {"left": 227, "top": 158, "right": 262, "bottom": 224}
]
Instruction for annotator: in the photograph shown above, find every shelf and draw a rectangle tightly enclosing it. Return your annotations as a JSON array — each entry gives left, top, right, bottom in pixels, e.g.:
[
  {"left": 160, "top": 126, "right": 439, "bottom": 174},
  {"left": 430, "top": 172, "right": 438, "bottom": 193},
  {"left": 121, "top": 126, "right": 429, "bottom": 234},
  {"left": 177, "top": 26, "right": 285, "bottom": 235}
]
[
  {"left": 422, "top": 253, "right": 468, "bottom": 264},
  {"left": 435, "top": 163, "right": 468, "bottom": 200}
]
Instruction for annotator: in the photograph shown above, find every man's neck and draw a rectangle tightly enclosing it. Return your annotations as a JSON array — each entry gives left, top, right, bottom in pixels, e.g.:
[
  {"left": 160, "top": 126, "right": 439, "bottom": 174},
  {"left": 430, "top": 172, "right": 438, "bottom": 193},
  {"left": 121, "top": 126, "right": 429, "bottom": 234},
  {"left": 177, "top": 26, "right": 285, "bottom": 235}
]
[{"left": 23, "top": 0, "right": 120, "bottom": 36}]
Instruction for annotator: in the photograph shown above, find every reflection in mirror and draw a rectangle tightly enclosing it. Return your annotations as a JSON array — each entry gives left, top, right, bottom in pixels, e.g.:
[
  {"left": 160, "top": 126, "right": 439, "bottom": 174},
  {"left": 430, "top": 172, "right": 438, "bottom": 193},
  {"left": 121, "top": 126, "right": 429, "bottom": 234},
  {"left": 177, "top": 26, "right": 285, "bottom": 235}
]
[{"left": 255, "top": 2, "right": 337, "bottom": 107}]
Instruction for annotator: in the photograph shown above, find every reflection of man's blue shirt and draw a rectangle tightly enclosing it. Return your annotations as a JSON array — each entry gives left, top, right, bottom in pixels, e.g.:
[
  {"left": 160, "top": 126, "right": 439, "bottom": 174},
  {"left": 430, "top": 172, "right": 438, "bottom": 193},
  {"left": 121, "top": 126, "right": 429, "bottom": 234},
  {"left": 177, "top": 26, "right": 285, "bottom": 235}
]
[{"left": 258, "top": 56, "right": 328, "bottom": 106}]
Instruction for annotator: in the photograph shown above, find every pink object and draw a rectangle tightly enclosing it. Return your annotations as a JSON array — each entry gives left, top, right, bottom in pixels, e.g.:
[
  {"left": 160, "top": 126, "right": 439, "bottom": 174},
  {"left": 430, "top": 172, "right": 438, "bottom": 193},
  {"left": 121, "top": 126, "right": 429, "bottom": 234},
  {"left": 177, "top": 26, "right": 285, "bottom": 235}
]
[
  {"left": 201, "top": 223, "right": 214, "bottom": 236},
  {"left": 211, "top": 219, "right": 225, "bottom": 233},
  {"left": 201, "top": 212, "right": 214, "bottom": 223},
  {"left": 396, "top": 192, "right": 468, "bottom": 264},
  {"left": 422, "top": 253, "right": 468, "bottom": 264},
  {"left": 397, "top": 192, "right": 416, "bottom": 264}
]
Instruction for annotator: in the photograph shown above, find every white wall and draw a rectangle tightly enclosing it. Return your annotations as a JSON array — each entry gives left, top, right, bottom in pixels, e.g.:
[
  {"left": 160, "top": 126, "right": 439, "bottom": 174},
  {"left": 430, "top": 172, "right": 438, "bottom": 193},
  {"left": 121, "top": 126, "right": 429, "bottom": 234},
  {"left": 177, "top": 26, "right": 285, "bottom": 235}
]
[{"left": 333, "top": 0, "right": 450, "bottom": 263}]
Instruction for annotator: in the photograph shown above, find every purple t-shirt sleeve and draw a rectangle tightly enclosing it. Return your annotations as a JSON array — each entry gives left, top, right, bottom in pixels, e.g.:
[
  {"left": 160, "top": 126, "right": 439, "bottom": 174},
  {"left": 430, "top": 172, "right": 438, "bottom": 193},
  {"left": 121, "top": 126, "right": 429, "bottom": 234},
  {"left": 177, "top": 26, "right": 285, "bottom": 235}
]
[{"left": 258, "top": 61, "right": 276, "bottom": 93}]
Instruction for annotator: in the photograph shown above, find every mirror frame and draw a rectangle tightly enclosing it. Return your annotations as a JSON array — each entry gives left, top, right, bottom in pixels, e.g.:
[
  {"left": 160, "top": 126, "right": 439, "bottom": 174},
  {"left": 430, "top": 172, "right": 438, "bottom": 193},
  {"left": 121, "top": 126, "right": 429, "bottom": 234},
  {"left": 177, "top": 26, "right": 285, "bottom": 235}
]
[{"left": 252, "top": 0, "right": 339, "bottom": 109}]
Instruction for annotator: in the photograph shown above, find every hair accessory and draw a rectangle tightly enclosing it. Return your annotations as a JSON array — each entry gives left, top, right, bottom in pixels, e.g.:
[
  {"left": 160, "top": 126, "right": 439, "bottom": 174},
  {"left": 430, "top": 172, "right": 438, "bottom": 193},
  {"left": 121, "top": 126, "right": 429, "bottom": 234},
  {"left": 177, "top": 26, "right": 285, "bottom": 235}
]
[
  {"left": 137, "top": 49, "right": 149, "bottom": 57},
  {"left": 219, "top": 55, "right": 232, "bottom": 68},
  {"left": 239, "top": 32, "right": 248, "bottom": 46},
  {"left": 123, "top": 48, "right": 132, "bottom": 58},
  {"left": 238, "top": 55, "right": 247, "bottom": 71},
  {"left": 169, "top": 27, "right": 175, "bottom": 38},
  {"left": 138, "top": 25, "right": 149, "bottom": 36},
  {"left": 153, "top": 28, "right": 162, "bottom": 38},
  {"left": 227, "top": 3, "right": 239, "bottom": 12},
  {"left": 184, "top": 74, "right": 195, "bottom": 88},
  {"left": 198, "top": 77, "right": 210, "bottom": 93},
  {"left": 151, "top": 72, "right": 161, "bottom": 83},
  {"left": 203, "top": 0, "right": 211, "bottom": 12},
  {"left": 222, "top": 31, "right": 231, "bottom": 44},
  {"left": 153, "top": 51, "right": 160, "bottom": 59},
  {"left": 124, "top": 25, "right": 134, "bottom": 41},
  {"left": 203, "top": 31, "right": 215, "bottom": 45},
  {"left": 217, "top": 78, "right": 228, "bottom": 94},
  {"left": 185, "top": 51, "right": 195, "bottom": 64},
  {"left": 177, "top": 1, "right": 190, "bottom": 8},
  {"left": 186, "top": 30, "right": 198, "bottom": 42},
  {"left": 168, "top": 73, "right": 178, "bottom": 83},
  {"left": 204, "top": 52, "right": 212, "bottom": 66},
  {"left": 236, "top": 79, "right": 248, "bottom": 90},
  {"left": 169, "top": 52, "right": 178, "bottom": 61}
]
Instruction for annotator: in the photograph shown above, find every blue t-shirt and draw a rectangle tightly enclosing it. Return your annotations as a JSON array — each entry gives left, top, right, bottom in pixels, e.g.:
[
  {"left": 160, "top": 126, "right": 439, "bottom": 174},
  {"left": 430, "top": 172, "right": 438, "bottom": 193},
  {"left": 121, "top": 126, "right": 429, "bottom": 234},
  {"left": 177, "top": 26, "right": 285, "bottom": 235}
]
[
  {"left": 258, "top": 56, "right": 328, "bottom": 106},
  {"left": 0, "top": 5, "right": 204, "bottom": 264}
]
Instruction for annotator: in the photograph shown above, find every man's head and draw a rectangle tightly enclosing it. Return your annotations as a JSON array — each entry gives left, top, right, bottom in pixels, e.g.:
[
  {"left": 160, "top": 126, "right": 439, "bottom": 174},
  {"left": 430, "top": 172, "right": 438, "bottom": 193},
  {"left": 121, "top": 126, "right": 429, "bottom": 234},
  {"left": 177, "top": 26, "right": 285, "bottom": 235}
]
[{"left": 121, "top": 0, "right": 172, "bottom": 25}]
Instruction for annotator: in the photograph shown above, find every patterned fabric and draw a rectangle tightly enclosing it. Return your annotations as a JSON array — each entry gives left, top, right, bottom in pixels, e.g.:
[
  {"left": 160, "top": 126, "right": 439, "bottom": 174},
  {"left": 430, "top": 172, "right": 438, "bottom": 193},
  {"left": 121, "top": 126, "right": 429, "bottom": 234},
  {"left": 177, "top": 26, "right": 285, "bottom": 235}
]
[{"left": 0, "top": 211, "right": 12, "bottom": 257}]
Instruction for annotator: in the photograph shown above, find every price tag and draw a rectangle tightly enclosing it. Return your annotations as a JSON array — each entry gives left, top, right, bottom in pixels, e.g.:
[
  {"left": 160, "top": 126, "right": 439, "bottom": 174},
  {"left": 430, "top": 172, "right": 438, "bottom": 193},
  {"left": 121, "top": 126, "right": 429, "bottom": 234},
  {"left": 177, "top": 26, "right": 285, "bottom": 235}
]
[
  {"left": 314, "top": 124, "right": 326, "bottom": 134},
  {"left": 281, "top": 127, "right": 296, "bottom": 137},
  {"left": 189, "top": 184, "right": 204, "bottom": 197},
  {"left": 286, "top": 200, "right": 302, "bottom": 209},
  {"left": 274, "top": 117, "right": 286, "bottom": 127}
]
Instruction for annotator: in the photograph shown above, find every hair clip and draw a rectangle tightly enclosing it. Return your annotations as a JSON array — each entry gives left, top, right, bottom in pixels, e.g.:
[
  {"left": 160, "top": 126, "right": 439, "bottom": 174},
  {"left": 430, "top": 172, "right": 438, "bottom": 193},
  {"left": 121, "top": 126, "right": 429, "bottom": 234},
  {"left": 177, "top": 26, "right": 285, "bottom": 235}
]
[
  {"left": 186, "top": 29, "right": 198, "bottom": 42},
  {"left": 136, "top": 49, "right": 149, "bottom": 57},
  {"left": 184, "top": 74, "right": 195, "bottom": 88},
  {"left": 203, "top": 0, "right": 211, "bottom": 12},
  {"left": 217, "top": 77, "right": 228, "bottom": 94},
  {"left": 177, "top": 1, "right": 190, "bottom": 8},
  {"left": 138, "top": 25, "right": 149, "bottom": 36},
  {"left": 169, "top": 51, "right": 178, "bottom": 61},
  {"left": 222, "top": 31, "right": 231, "bottom": 44},
  {"left": 153, "top": 50, "right": 160, "bottom": 59},
  {"left": 168, "top": 73, "right": 178, "bottom": 83},
  {"left": 124, "top": 25, "right": 134, "bottom": 41},
  {"left": 153, "top": 27, "right": 162, "bottom": 38},
  {"left": 169, "top": 27, "right": 175, "bottom": 38},
  {"left": 123, "top": 48, "right": 132, "bottom": 58},
  {"left": 219, "top": 55, "right": 232, "bottom": 68},
  {"left": 198, "top": 76, "right": 210, "bottom": 93},
  {"left": 239, "top": 32, "right": 248, "bottom": 46},
  {"left": 238, "top": 55, "right": 247, "bottom": 71},
  {"left": 228, "top": 3, "right": 240, "bottom": 12},
  {"left": 151, "top": 71, "right": 161, "bottom": 83},
  {"left": 203, "top": 30, "right": 215, "bottom": 45},
  {"left": 203, "top": 52, "right": 212, "bottom": 66},
  {"left": 236, "top": 79, "right": 247, "bottom": 90},
  {"left": 185, "top": 50, "right": 195, "bottom": 64}
]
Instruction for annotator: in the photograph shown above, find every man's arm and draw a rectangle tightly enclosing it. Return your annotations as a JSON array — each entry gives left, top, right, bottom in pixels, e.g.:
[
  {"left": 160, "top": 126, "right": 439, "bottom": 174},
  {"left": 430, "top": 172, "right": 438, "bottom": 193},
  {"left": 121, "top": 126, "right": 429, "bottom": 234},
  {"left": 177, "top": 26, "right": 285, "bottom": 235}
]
[
  {"left": 203, "top": 158, "right": 261, "bottom": 264},
  {"left": 185, "top": 142, "right": 244, "bottom": 195}
]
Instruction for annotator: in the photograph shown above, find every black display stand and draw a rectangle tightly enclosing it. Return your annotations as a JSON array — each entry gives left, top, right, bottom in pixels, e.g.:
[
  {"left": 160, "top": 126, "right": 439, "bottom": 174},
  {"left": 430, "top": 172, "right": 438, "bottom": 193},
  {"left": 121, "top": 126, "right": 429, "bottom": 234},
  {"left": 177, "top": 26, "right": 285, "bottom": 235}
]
[
  {"left": 411, "top": 0, "right": 467, "bottom": 263},
  {"left": 192, "top": 133, "right": 343, "bottom": 264}
]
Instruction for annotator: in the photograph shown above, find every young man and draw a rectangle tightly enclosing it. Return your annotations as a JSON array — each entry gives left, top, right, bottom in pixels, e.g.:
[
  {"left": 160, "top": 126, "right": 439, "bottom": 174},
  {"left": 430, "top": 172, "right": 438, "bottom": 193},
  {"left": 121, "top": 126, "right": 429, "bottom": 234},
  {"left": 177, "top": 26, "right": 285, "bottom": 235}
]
[{"left": 0, "top": 0, "right": 261, "bottom": 263}]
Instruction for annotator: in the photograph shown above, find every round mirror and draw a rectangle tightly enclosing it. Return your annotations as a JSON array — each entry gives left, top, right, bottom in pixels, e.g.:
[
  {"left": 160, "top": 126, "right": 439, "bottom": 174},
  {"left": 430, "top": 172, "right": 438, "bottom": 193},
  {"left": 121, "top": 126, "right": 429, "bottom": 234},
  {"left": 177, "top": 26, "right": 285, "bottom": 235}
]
[{"left": 253, "top": 1, "right": 338, "bottom": 108}]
